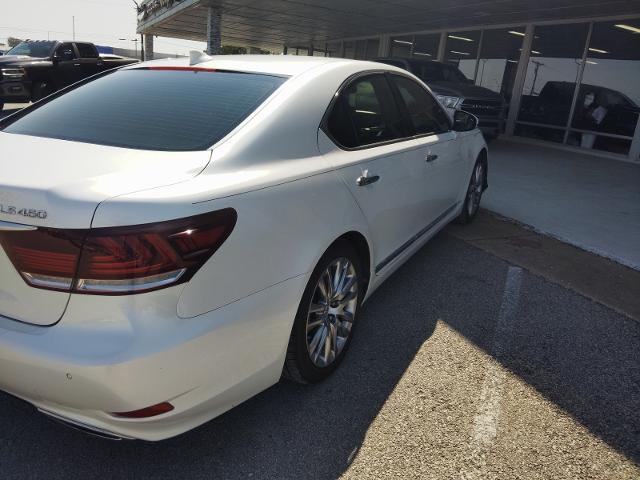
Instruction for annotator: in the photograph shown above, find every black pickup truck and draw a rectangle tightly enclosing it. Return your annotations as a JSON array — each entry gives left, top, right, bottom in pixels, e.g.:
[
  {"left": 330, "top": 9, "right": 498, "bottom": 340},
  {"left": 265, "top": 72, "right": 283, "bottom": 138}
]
[{"left": 0, "top": 40, "right": 138, "bottom": 110}]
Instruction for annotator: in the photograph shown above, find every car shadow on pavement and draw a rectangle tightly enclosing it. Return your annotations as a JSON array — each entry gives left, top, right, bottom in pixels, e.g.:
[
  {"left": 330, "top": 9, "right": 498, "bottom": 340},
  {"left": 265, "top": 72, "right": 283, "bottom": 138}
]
[{"left": 0, "top": 233, "right": 638, "bottom": 478}]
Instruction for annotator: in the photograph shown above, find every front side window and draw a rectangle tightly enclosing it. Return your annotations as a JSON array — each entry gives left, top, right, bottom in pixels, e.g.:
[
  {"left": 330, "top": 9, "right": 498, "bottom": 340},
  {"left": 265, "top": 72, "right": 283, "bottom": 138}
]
[
  {"left": 326, "top": 74, "right": 408, "bottom": 148},
  {"left": 390, "top": 75, "right": 450, "bottom": 135},
  {"left": 2, "top": 69, "right": 287, "bottom": 151},
  {"left": 55, "top": 43, "right": 77, "bottom": 60}
]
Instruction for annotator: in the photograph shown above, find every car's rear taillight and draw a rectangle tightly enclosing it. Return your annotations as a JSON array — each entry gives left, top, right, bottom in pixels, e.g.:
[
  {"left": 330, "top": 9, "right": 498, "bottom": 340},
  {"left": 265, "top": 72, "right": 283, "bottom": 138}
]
[{"left": 0, "top": 209, "right": 236, "bottom": 295}]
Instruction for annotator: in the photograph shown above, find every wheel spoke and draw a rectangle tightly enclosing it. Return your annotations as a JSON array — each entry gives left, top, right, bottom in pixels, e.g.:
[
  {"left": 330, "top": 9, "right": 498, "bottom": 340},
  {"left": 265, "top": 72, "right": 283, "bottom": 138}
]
[
  {"left": 335, "top": 275, "right": 356, "bottom": 302},
  {"left": 308, "top": 302, "right": 326, "bottom": 315},
  {"left": 306, "top": 318, "right": 324, "bottom": 332},
  {"left": 338, "top": 287, "right": 357, "bottom": 306},
  {"left": 329, "top": 323, "right": 338, "bottom": 358},
  {"left": 332, "top": 260, "right": 349, "bottom": 299},
  {"left": 323, "top": 326, "right": 332, "bottom": 363},
  {"left": 308, "top": 325, "right": 325, "bottom": 357},
  {"left": 317, "top": 271, "right": 332, "bottom": 301}
]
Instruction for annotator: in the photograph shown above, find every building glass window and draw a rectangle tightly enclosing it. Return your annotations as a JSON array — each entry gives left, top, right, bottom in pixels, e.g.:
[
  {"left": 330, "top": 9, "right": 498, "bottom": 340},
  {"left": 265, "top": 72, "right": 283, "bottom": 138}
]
[
  {"left": 354, "top": 40, "right": 367, "bottom": 59},
  {"left": 412, "top": 34, "right": 439, "bottom": 59},
  {"left": 343, "top": 41, "right": 355, "bottom": 59},
  {"left": 475, "top": 28, "right": 524, "bottom": 102},
  {"left": 567, "top": 20, "right": 640, "bottom": 155},
  {"left": 444, "top": 30, "right": 481, "bottom": 80},
  {"left": 515, "top": 23, "right": 590, "bottom": 142},
  {"left": 365, "top": 38, "right": 380, "bottom": 59},
  {"left": 390, "top": 35, "right": 413, "bottom": 58},
  {"left": 325, "top": 42, "right": 341, "bottom": 57}
]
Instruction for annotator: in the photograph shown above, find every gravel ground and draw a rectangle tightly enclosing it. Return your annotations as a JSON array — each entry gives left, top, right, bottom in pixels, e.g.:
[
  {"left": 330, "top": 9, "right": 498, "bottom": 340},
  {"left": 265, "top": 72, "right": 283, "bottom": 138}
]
[{"left": 0, "top": 230, "right": 638, "bottom": 479}]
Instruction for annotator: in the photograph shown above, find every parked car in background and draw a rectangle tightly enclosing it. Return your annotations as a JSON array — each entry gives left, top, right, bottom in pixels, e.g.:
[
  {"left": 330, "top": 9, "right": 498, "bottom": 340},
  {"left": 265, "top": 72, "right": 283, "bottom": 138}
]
[
  {"left": 0, "top": 54, "right": 487, "bottom": 441},
  {"left": 0, "top": 40, "right": 138, "bottom": 110},
  {"left": 377, "top": 58, "right": 506, "bottom": 140}
]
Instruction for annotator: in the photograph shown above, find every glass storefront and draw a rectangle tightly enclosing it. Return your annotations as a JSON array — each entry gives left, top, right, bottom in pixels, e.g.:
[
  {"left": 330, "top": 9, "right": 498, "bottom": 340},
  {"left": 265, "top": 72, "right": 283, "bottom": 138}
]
[
  {"left": 444, "top": 30, "right": 481, "bottom": 80},
  {"left": 567, "top": 20, "right": 640, "bottom": 154},
  {"left": 475, "top": 28, "right": 524, "bottom": 103},
  {"left": 365, "top": 38, "right": 380, "bottom": 59},
  {"left": 413, "top": 34, "right": 440, "bottom": 59},
  {"left": 343, "top": 41, "right": 355, "bottom": 59},
  {"left": 325, "top": 42, "right": 341, "bottom": 57},
  {"left": 515, "top": 19, "right": 640, "bottom": 156},
  {"left": 324, "top": 16, "right": 640, "bottom": 160},
  {"left": 515, "top": 22, "right": 590, "bottom": 143},
  {"left": 390, "top": 35, "right": 413, "bottom": 58}
]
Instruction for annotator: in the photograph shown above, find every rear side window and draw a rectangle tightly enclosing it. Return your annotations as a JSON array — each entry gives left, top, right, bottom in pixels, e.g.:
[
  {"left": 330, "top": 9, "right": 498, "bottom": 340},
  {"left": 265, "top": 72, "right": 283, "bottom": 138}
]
[
  {"left": 3, "top": 69, "right": 287, "bottom": 151},
  {"left": 76, "top": 43, "right": 98, "bottom": 58},
  {"left": 390, "top": 75, "right": 450, "bottom": 135},
  {"left": 326, "top": 74, "right": 408, "bottom": 148}
]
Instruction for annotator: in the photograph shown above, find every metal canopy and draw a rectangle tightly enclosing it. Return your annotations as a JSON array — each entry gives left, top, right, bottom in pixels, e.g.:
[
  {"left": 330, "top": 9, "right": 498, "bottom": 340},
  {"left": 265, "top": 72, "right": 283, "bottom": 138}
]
[{"left": 137, "top": 0, "right": 640, "bottom": 50}]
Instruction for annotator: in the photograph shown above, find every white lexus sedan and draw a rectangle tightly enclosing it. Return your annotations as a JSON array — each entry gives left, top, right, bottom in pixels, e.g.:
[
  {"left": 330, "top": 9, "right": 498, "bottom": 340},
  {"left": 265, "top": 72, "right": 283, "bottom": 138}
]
[{"left": 0, "top": 54, "right": 487, "bottom": 440}]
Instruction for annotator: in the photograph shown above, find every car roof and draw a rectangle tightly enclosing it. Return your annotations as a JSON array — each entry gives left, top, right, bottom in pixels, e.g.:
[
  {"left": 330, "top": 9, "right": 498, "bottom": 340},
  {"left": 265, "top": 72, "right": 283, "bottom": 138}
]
[{"left": 124, "top": 54, "right": 397, "bottom": 77}]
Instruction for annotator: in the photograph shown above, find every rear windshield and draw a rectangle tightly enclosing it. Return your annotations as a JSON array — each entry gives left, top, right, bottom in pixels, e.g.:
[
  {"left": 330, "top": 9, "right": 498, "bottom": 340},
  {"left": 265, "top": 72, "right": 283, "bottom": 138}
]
[{"left": 2, "top": 69, "right": 287, "bottom": 151}]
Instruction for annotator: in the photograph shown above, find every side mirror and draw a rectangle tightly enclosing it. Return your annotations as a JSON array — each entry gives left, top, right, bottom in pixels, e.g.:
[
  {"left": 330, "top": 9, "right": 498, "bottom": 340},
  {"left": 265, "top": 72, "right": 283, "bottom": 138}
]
[{"left": 452, "top": 110, "right": 478, "bottom": 132}]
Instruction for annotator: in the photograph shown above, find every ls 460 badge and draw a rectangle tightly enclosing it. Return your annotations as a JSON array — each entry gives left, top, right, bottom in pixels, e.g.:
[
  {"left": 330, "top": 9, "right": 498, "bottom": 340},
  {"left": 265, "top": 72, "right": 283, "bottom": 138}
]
[{"left": 0, "top": 203, "right": 48, "bottom": 219}]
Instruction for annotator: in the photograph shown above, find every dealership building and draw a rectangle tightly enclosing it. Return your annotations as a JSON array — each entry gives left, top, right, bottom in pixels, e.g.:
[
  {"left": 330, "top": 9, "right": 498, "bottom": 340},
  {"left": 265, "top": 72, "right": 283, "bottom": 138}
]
[{"left": 137, "top": 0, "right": 640, "bottom": 163}]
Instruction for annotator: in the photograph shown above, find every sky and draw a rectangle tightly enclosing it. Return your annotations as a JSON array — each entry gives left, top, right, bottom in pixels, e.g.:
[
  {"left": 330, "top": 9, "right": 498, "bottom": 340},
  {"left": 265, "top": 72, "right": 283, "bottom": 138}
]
[{"left": 0, "top": 0, "right": 206, "bottom": 56}]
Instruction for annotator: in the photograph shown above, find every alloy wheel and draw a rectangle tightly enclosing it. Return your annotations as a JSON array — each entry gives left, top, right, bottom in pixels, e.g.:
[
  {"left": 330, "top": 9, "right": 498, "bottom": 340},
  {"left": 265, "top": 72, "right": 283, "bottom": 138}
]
[
  {"left": 305, "top": 257, "right": 358, "bottom": 368},
  {"left": 467, "top": 163, "right": 484, "bottom": 216}
]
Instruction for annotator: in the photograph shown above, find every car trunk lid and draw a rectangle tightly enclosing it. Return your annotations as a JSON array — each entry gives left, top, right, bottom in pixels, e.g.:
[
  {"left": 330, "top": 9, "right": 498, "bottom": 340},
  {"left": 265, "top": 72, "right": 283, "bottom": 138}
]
[{"left": 0, "top": 133, "right": 211, "bottom": 325}]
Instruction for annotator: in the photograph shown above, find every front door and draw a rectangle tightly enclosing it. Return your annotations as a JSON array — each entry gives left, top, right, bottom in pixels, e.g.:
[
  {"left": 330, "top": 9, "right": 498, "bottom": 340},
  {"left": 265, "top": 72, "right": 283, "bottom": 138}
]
[
  {"left": 319, "top": 73, "right": 442, "bottom": 270},
  {"left": 388, "top": 73, "right": 467, "bottom": 216},
  {"left": 53, "top": 43, "right": 81, "bottom": 88}
]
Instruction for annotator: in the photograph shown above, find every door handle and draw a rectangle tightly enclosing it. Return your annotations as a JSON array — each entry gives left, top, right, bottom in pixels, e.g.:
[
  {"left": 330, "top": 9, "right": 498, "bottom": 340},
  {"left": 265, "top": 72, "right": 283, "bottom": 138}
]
[
  {"left": 356, "top": 170, "right": 380, "bottom": 187},
  {"left": 426, "top": 154, "right": 439, "bottom": 163}
]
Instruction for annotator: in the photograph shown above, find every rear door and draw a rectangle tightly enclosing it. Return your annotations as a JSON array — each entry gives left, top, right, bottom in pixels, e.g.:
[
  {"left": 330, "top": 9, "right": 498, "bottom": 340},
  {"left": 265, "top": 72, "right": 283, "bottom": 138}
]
[
  {"left": 388, "top": 73, "right": 467, "bottom": 217},
  {"left": 319, "top": 73, "right": 439, "bottom": 271},
  {"left": 74, "top": 42, "right": 101, "bottom": 79}
]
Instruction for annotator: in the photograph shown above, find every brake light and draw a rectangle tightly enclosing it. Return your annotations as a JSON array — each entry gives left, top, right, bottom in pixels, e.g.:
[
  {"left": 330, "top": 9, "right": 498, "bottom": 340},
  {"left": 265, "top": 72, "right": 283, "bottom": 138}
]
[{"left": 0, "top": 209, "right": 236, "bottom": 295}]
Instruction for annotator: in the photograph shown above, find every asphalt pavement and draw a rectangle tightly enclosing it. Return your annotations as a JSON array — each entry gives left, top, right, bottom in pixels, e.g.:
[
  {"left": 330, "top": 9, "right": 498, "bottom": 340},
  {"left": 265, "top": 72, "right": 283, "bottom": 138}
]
[{"left": 0, "top": 213, "right": 638, "bottom": 479}]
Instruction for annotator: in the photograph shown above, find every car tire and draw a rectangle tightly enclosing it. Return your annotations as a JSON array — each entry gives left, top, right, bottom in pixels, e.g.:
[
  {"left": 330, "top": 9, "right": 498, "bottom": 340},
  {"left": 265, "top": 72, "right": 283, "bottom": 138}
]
[
  {"left": 0, "top": 102, "right": 4, "bottom": 111},
  {"left": 283, "top": 240, "right": 362, "bottom": 384},
  {"left": 32, "top": 81, "right": 54, "bottom": 102},
  {"left": 455, "top": 158, "right": 486, "bottom": 225}
]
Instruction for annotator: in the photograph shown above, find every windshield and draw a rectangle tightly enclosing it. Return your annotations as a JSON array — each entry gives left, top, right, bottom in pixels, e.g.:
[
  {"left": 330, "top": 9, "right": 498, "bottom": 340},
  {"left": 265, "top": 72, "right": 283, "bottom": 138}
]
[
  {"left": 413, "top": 62, "right": 469, "bottom": 84},
  {"left": 6, "top": 41, "right": 56, "bottom": 58},
  {"left": 2, "top": 68, "right": 288, "bottom": 151}
]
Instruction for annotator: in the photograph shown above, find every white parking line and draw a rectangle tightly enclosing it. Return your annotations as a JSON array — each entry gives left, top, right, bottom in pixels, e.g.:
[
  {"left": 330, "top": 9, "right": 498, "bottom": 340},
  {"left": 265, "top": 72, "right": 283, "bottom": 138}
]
[{"left": 461, "top": 266, "right": 523, "bottom": 479}]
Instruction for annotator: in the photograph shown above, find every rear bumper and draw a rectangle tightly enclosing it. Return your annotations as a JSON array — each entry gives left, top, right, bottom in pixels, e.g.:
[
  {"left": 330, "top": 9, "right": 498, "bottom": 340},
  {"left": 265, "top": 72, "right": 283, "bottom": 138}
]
[
  {"left": 0, "top": 80, "right": 32, "bottom": 103},
  {"left": 0, "top": 274, "right": 306, "bottom": 441}
]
